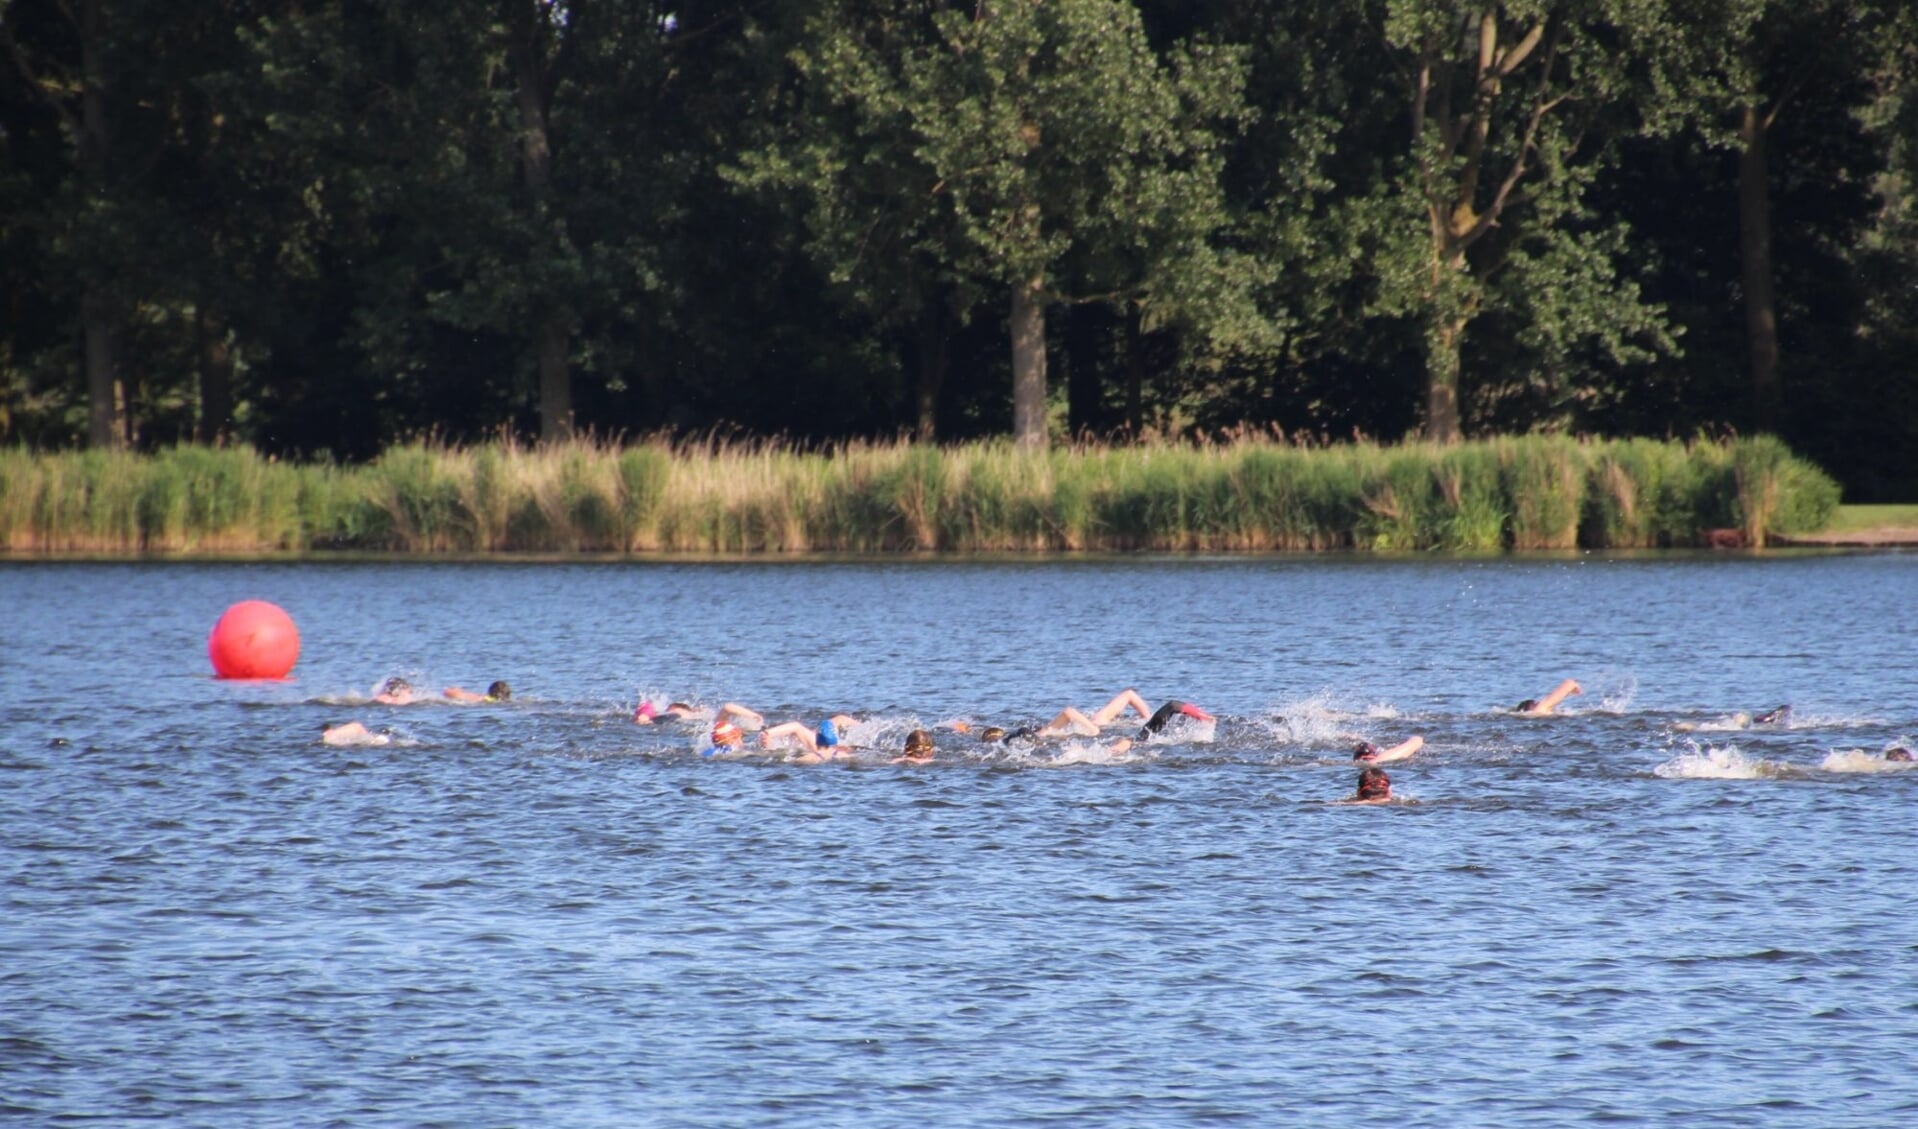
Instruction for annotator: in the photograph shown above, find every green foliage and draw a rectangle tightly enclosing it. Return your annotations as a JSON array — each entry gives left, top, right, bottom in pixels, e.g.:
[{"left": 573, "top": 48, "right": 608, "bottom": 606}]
[
  {"left": 0, "top": 438, "right": 1850, "bottom": 554},
  {"left": 1497, "top": 436, "right": 1587, "bottom": 550},
  {"left": 0, "top": 1, "right": 1912, "bottom": 493}
]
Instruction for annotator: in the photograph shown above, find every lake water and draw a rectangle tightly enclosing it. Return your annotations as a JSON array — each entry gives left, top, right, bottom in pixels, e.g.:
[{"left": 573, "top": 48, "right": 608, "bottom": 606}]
[{"left": 3, "top": 553, "right": 1915, "bottom": 1126}]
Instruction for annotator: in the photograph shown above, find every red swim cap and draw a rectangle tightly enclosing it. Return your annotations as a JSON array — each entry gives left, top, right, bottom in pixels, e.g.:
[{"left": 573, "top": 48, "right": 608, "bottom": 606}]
[{"left": 712, "top": 720, "right": 742, "bottom": 746}]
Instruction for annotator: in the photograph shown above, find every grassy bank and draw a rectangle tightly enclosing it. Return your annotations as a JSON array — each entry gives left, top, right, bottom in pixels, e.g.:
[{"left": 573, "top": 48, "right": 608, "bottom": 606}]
[{"left": 0, "top": 435, "right": 1842, "bottom": 555}]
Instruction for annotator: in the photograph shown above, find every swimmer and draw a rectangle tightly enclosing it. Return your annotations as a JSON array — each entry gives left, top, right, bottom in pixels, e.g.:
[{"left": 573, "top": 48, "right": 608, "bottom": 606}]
[
  {"left": 634, "top": 701, "right": 702, "bottom": 725},
  {"left": 444, "top": 680, "right": 511, "bottom": 703},
  {"left": 1676, "top": 705, "right": 1790, "bottom": 732},
  {"left": 372, "top": 677, "right": 421, "bottom": 705},
  {"left": 764, "top": 713, "right": 860, "bottom": 761},
  {"left": 1137, "top": 699, "right": 1214, "bottom": 738},
  {"left": 321, "top": 721, "right": 390, "bottom": 747},
  {"left": 1514, "top": 678, "right": 1581, "bottom": 716},
  {"left": 1039, "top": 689, "right": 1155, "bottom": 738},
  {"left": 1352, "top": 735, "right": 1424, "bottom": 764},
  {"left": 891, "top": 729, "right": 937, "bottom": 764},
  {"left": 1886, "top": 747, "right": 1913, "bottom": 762},
  {"left": 707, "top": 718, "right": 747, "bottom": 755},
  {"left": 979, "top": 725, "right": 1041, "bottom": 746},
  {"left": 1346, "top": 766, "right": 1392, "bottom": 804}
]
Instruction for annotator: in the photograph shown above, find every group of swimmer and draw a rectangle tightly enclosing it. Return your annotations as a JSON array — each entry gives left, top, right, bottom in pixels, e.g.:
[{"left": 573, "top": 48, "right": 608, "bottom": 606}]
[
  {"left": 320, "top": 677, "right": 509, "bottom": 746},
  {"left": 639, "top": 691, "right": 1220, "bottom": 769},
  {"left": 320, "top": 678, "right": 1505, "bottom": 803},
  {"left": 320, "top": 674, "right": 1912, "bottom": 801}
]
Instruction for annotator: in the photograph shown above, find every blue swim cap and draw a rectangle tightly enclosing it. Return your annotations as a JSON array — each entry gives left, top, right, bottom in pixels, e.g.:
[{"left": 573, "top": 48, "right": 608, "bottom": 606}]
[{"left": 816, "top": 719, "right": 839, "bottom": 748}]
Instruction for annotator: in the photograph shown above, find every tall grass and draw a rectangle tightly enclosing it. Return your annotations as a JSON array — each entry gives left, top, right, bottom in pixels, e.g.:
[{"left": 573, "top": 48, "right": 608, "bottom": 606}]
[{"left": 0, "top": 434, "right": 1843, "bottom": 554}]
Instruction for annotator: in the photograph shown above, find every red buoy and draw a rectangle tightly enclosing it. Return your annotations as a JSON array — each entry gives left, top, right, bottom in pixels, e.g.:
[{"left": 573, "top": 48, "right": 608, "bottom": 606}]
[{"left": 208, "top": 600, "right": 301, "bottom": 680}]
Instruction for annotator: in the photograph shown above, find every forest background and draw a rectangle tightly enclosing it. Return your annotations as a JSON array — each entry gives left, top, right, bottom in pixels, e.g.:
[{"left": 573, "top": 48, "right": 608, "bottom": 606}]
[{"left": 3, "top": 0, "right": 1915, "bottom": 501}]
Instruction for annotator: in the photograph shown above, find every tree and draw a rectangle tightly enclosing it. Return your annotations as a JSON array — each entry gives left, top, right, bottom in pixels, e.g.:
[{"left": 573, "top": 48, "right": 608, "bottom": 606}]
[
  {"left": 4, "top": 0, "right": 133, "bottom": 446},
  {"left": 1372, "top": 1, "right": 1679, "bottom": 441},
  {"left": 735, "top": 0, "right": 1251, "bottom": 447},
  {"left": 1671, "top": 0, "right": 1896, "bottom": 432}
]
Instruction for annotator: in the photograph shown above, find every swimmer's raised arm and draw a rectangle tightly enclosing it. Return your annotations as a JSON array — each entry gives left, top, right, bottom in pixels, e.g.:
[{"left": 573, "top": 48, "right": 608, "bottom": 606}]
[
  {"left": 1040, "top": 706, "right": 1100, "bottom": 738},
  {"left": 1516, "top": 679, "right": 1582, "bottom": 715},
  {"left": 719, "top": 703, "right": 766, "bottom": 731},
  {"left": 1139, "top": 699, "right": 1214, "bottom": 737},
  {"left": 758, "top": 721, "right": 819, "bottom": 753},
  {"left": 1354, "top": 735, "right": 1423, "bottom": 763},
  {"left": 1089, "top": 689, "right": 1153, "bottom": 726}
]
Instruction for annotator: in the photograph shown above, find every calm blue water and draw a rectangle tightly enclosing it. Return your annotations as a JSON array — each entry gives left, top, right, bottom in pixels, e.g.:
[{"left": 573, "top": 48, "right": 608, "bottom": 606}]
[{"left": 3, "top": 554, "right": 1916, "bottom": 1126}]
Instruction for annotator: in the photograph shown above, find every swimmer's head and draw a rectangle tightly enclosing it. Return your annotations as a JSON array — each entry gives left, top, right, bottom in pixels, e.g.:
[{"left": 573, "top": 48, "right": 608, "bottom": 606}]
[
  {"left": 1753, "top": 705, "right": 1791, "bottom": 725},
  {"left": 816, "top": 719, "right": 840, "bottom": 748},
  {"left": 1514, "top": 698, "right": 1539, "bottom": 713},
  {"left": 634, "top": 701, "right": 657, "bottom": 723},
  {"left": 1887, "top": 747, "right": 1914, "bottom": 762},
  {"left": 1356, "top": 766, "right": 1391, "bottom": 801},
  {"left": 711, "top": 720, "right": 744, "bottom": 748},
  {"left": 1352, "top": 741, "right": 1382, "bottom": 762},
  {"left": 980, "top": 726, "right": 1007, "bottom": 742},
  {"left": 381, "top": 677, "right": 412, "bottom": 696},
  {"left": 1176, "top": 702, "right": 1214, "bottom": 722},
  {"left": 902, "top": 730, "right": 934, "bottom": 760},
  {"left": 485, "top": 680, "right": 511, "bottom": 701},
  {"left": 948, "top": 721, "right": 971, "bottom": 734}
]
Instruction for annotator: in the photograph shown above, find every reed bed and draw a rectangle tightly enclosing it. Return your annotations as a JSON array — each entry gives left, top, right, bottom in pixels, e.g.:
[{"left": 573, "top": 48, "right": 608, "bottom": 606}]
[{"left": 0, "top": 434, "right": 1840, "bottom": 555}]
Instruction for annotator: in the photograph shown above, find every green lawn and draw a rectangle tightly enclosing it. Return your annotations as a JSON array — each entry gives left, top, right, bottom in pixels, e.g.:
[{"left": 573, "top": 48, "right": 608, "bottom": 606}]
[{"left": 1825, "top": 504, "right": 1918, "bottom": 533}]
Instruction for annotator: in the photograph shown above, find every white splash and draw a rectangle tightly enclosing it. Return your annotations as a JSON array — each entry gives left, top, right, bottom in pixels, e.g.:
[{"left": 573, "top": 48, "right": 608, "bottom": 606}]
[
  {"left": 1819, "top": 749, "right": 1916, "bottom": 774},
  {"left": 1590, "top": 670, "right": 1638, "bottom": 713},
  {"left": 1653, "top": 743, "right": 1776, "bottom": 779},
  {"left": 1261, "top": 692, "right": 1370, "bottom": 745},
  {"left": 1045, "top": 740, "right": 1146, "bottom": 767}
]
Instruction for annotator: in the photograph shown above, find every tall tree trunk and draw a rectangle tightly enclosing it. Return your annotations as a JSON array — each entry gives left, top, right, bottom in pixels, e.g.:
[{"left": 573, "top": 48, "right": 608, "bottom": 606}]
[
  {"left": 1738, "top": 102, "right": 1781, "bottom": 434},
  {"left": 1010, "top": 275, "right": 1047, "bottom": 449},
  {"left": 1124, "top": 308, "right": 1145, "bottom": 435},
  {"left": 1064, "top": 304, "right": 1101, "bottom": 436},
  {"left": 196, "top": 306, "right": 234, "bottom": 444},
  {"left": 508, "top": 1, "right": 572, "bottom": 442},
  {"left": 913, "top": 303, "right": 948, "bottom": 442},
  {"left": 537, "top": 317, "right": 571, "bottom": 439},
  {"left": 1425, "top": 316, "right": 1463, "bottom": 444},
  {"left": 83, "top": 285, "right": 120, "bottom": 448},
  {"left": 80, "top": 0, "right": 122, "bottom": 448}
]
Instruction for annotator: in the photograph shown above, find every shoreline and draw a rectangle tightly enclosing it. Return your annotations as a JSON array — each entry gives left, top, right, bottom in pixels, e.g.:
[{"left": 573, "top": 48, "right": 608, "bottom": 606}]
[{"left": 3, "top": 542, "right": 1909, "bottom": 563}]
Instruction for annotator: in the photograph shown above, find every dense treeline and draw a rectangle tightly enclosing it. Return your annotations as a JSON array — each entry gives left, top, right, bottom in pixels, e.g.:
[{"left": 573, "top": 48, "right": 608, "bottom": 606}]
[
  {"left": 2, "top": 1, "right": 1914, "bottom": 497},
  {"left": 0, "top": 435, "right": 1841, "bottom": 553}
]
